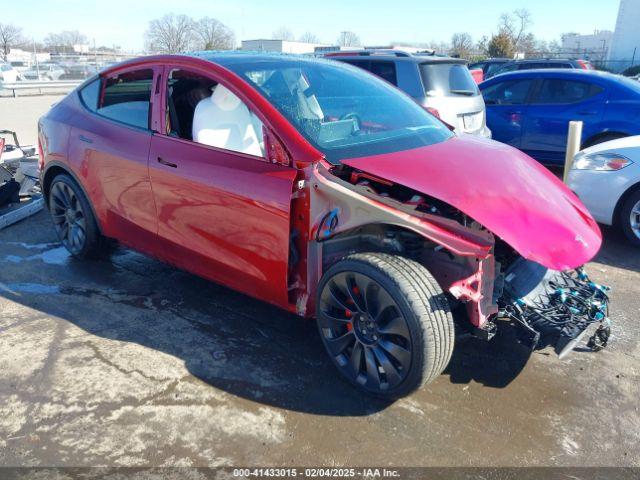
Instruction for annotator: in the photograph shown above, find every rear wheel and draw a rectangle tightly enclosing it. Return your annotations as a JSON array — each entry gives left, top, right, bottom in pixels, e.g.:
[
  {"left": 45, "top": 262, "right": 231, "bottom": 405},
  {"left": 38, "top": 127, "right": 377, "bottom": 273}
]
[
  {"left": 316, "top": 252, "right": 454, "bottom": 399},
  {"left": 48, "top": 174, "right": 106, "bottom": 258},
  {"left": 620, "top": 188, "right": 640, "bottom": 247}
]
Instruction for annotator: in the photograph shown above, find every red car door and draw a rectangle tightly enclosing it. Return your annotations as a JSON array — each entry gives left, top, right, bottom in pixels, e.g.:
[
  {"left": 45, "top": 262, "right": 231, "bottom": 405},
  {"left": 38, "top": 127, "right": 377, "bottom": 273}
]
[
  {"left": 68, "top": 67, "right": 160, "bottom": 251},
  {"left": 148, "top": 66, "right": 298, "bottom": 308}
]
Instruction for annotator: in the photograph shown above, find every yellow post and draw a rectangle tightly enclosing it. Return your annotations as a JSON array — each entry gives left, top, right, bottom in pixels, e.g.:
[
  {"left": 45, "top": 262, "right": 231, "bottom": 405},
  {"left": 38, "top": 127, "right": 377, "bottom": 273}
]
[{"left": 564, "top": 121, "right": 583, "bottom": 183}]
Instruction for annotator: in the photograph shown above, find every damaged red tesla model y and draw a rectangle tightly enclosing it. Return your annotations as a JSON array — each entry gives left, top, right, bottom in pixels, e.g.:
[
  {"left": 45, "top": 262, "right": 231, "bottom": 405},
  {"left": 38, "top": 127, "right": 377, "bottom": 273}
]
[{"left": 38, "top": 53, "right": 611, "bottom": 398}]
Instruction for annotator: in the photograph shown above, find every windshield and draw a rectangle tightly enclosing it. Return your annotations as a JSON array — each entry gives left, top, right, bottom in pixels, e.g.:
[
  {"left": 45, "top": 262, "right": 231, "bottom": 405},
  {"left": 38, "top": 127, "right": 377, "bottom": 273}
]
[
  {"left": 223, "top": 58, "right": 453, "bottom": 163},
  {"left": 419, "top": 63, "right": 479, "bottom": 97}
]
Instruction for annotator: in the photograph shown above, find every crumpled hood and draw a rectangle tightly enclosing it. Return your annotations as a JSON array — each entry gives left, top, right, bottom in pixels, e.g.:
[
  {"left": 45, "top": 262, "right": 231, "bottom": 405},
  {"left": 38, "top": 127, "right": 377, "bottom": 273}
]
[{"left": 342, "top": 135, "right": 602, "bottom": 271}]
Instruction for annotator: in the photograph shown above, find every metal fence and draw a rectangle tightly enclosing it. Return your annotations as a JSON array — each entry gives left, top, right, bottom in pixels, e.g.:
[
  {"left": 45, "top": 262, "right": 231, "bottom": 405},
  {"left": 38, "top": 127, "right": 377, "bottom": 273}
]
[{"left": 0, "top": 80, "right": 82, "bottom": 97}]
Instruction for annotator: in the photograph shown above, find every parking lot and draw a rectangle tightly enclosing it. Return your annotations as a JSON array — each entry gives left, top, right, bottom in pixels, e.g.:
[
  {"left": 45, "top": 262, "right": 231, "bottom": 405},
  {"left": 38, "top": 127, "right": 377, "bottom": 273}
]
[{"left": 1, "top": 95, "right": 639, "bottom": 468}]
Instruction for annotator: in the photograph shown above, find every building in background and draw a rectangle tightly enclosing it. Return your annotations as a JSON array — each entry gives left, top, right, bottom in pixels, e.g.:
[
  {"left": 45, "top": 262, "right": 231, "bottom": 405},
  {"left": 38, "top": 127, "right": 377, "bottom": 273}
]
[
  {"left": 241, "top": 39, "right": 329, "bottom": 54},
  {"left": 561, "top": 30, "right": 612, "bottom": 63},
  {"left": 608, "top": 0, "right": 640, "bottom": 71}
]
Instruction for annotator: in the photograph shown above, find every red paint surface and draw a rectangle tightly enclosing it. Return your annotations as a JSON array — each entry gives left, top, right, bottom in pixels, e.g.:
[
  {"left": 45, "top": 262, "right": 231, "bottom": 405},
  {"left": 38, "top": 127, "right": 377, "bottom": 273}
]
[
  {"left": 149, "top": 134, "right": 296, "bottom": 307},
  {"left": 470, "top": 68, "right": 484, "bottom": 84},
  {"left": 343, "top": 134, "right": 602, "bottom": 271}
]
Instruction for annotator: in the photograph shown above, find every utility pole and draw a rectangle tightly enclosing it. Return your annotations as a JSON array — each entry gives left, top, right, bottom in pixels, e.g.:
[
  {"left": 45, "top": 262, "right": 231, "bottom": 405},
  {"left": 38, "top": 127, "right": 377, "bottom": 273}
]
[{"left": 33, "top": 38, "right": 40, "bottom": 78}]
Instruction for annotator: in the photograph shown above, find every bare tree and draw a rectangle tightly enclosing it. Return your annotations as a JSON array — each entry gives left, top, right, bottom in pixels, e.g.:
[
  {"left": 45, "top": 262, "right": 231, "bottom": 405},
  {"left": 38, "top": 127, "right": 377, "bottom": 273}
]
[
  {"left": 427, "top": 40, "right": 450, "bottom": 54},
  {"left": 193, "top": 17, "right": 235, "bottom": 50},
  {"left": 298, "top": 32, "right": 320, "bottom": 44},
  {"left": 0, "top": 23, "right": 24, "bottom": 60},
  {"left": 499, "top": 8, "right": 533, "bottom": 52},
  {"left": 145, "top": 14, "right": 195, "bottom": 53},
  {"left": 338, "top": 31, "right": 360, "bottom": 47},
  {"left": 272, "top": 27, "right": 294, "bottom": 41},
  {"left": 44, "top": 30, "right": 88, "bottom": 49},
  {"left": 476, "top": 35, "right": 489, "bottom": 55},
  {"left": 450, "top": 33, "right": 473, "bottom": 58}
]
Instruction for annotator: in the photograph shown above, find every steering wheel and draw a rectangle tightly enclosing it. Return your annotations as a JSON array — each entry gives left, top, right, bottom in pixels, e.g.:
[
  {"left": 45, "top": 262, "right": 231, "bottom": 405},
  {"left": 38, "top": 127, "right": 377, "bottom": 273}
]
[{"left": 340, "top": 112, "right": 362, "bottom": 133}]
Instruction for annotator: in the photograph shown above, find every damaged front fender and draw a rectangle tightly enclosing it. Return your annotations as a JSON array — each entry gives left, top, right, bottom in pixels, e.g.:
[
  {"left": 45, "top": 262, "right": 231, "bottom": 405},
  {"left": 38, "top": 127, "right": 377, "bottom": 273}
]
[{"left": 307, "top": 161, "right": 499, "bottom": 327}]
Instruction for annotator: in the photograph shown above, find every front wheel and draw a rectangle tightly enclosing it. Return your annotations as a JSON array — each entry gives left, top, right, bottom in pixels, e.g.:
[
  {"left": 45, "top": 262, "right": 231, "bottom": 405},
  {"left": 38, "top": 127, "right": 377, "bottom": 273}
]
[
  {"left": 620, "top": 188, "right": 640, "bottom": 247},
  {"left": 316, "top": 253, "right": 454, "bottom": 399}
]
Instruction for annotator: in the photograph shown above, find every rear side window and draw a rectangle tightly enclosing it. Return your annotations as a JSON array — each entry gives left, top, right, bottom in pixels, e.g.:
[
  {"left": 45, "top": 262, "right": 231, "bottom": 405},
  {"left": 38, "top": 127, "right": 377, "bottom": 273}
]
[
  {"left": 482, "top": 79, "right": 533, "bottom": 105},
  {"left": 369, "top": 61, "right": 397, "bottom": 85},
  {"left": 419, "top": 63, "right": 479, "bottom": 97},
  {"left": 339, "top": 59, "right": 398, "bottom": 86},
  {"left": 534, "top": 79, "right": 603, "bottom": 104},
  {"left": 79, "top": 78, "right": 100, "bottom": 111},
  {"left": 97, "top": 69, "right": 154, "bottom": 129}
]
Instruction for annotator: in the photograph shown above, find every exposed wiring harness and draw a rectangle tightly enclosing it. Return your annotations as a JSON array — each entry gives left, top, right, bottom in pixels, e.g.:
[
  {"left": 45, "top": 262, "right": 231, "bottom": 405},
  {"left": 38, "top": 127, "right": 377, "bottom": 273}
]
[{"left": 502, "top": 267, "right": 611, "bottom": 356}]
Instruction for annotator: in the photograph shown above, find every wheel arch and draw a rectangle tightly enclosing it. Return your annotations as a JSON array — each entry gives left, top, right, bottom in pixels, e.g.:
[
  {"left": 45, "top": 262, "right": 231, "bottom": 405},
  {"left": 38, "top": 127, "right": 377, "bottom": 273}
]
[
  {"left": 613, "top": 181, "right": 640, "bottom": 227},
  {"left": 42, "top": 161, "right": 104, "bottom": 234},
  {"left": 582, "top": 131, "right": 629, "bottom": 149}
]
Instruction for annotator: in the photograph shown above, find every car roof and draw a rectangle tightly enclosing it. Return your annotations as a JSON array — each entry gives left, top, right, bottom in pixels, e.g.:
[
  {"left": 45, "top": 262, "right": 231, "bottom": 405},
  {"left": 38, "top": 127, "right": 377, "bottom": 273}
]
[
  {"left": 324, "top": 53, "right": 469, "bottom": 65},
  {"left": 483, "top": 68, "right": 617, "bottom": 83},
  {"left": 508, "top": 58, "right": 580, "bottom": 64},
  {"left": 102, "top": 51, "right": 465, "bottom": 78}
]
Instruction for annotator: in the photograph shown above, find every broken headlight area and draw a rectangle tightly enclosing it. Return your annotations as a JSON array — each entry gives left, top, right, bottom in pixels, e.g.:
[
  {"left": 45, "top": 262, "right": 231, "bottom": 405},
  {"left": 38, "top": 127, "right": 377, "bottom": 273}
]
[{"left": 499, "top": 258, "right": 611, "bottom": 358}]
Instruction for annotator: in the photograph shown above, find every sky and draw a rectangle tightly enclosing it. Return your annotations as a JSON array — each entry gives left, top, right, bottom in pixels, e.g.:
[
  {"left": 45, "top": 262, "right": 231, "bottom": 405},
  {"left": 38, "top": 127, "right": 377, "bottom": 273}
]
[{"left": 5, "top": 0, "right": 621, "bottom": 52}]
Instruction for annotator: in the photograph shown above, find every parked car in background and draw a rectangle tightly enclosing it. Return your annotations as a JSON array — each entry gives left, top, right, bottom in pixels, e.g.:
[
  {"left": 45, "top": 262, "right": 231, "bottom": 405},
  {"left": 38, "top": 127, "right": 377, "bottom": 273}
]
[
  {"left": 468, "top": 58, "right": 511, "bottom": 79},
  {"left": 568, "top": 136, "right": 640, "bottom": 246},
  {"left": 38, "top": 53, "right": 607, "bottom": 397},
  {"left": 325, "top": 50, "right": 491, "bottom": 138},
  {"left": 22, "top": 62, "right": 66, "bottom": 81},
  {"left": 469, "top": 68, "right": 483, "bottom": 84},
  {"left": 491, "top": 58, "right": 594, "bottom": 77},
  {"left": 9, "top": 60, "right": 30, "bottom": 74},
  {"left": 480, "top": 69, "right": 640, "bottom": 165},
  {"left": 60, "top": 63, "right": 98, "bottom": 80},
  {"left": 0, "top": 62, "right": 21, "bottom": 83}
]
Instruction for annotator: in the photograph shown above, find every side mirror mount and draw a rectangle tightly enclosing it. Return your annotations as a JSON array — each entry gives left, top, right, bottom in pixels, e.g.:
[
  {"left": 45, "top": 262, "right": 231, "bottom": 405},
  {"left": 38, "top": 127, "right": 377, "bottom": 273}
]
[{"left": 263, "top": 126, "right": 292, "bottom": 167}]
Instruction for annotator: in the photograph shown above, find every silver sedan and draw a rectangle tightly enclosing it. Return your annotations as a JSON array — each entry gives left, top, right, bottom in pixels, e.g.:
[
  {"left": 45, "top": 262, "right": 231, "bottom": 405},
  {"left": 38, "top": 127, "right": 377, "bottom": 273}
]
[{"left": 568, "top": 136, "right": 640, "bottom": 246}]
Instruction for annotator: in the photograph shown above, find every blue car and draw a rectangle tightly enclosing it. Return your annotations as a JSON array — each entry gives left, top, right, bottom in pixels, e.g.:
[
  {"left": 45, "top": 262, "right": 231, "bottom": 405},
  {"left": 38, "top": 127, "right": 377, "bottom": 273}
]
[{"left": 480, "top": 69, "right": 640, "bottom": 165}]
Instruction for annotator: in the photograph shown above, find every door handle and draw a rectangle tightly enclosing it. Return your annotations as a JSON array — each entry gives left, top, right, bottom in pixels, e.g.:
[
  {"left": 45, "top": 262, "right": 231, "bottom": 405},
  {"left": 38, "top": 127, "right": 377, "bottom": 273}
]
[
  {"left": 157, "top": 157, "right": 177, "bottom": 168},
  {"left": 577, "top": 110, "right": 597, "bottom": 116},
  {"left": 79, "top": 134, "right": 93, "bottom": 144}
]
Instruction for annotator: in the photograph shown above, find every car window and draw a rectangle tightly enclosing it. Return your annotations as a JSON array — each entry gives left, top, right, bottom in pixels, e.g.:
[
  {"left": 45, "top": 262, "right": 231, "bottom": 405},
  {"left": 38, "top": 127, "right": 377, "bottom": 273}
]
[
  {"left": 79, "top": 78, "right": 101, "bottom": 111},
  {"left": 1, "top": 64, "right": 12, "bottom": 72},
  {"left": 369, "top": 61, "right": 397, "bottom": 85},
  {"left": 520, "top": 63, "right": 547, "bottom": 70},
  {"left": 165, "top": 69, "right": 265, "bottom": 158},
  {"left": 485, "top": 63, "right": 505, "bottom": 76},
  {"left": 340, "top": 59, "right": 369, "bottom": 69},
  {"left": 494, "top": 63, "right": 518, "bottom": 75},
  {"left": 224, "top": 58, "right": 452, "bottom": 163},
  {"left": 482, "top": 79, "right": 533, "bottom": 105},
  {"left": 338, "top": 59, "right": 397, "bottom": 86},
  {"left": 419, "top": 63, "right": 479, "bottom": 96},
  {"left": 533, "top": 79, "right": 603, "bottom": 104},
  {"left": 98, "top": 69, "right": 153, "bottom": 129}
]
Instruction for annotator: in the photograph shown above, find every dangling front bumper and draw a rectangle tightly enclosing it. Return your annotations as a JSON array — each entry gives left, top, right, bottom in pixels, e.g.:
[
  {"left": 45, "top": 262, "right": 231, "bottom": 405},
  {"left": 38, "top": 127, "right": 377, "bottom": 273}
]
[{"left": 500, "top": 259, "right": 611, "bottom": 358}]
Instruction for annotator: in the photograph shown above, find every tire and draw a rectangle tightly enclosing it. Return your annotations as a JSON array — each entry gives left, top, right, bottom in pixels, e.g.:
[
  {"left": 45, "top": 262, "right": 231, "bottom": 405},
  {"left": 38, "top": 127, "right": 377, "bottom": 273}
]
[
  {"left": 48, "top": 174, "right": 107, "bottom": 259},
  {"left": 316, "top": 252, "right": 454, "bottom": 399},
  {"left": 583, "top": 133, "right": 627, "bottom": 149},
  {"left": 619, "top": 188, "right": 640, "bottom": 247}
]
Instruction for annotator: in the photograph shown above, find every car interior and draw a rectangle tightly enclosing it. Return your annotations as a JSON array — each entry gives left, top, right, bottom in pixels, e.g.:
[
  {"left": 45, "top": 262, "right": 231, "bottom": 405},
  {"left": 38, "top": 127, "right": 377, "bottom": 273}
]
[{"left": 166, "top": 69, "right": 265, "bottom": 157}]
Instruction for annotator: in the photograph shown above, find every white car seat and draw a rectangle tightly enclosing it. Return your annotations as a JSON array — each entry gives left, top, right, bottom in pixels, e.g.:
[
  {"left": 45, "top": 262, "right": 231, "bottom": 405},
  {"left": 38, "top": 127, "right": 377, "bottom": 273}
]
[{"left": 192, "top": 84, "right": 264, "bottom": 157}]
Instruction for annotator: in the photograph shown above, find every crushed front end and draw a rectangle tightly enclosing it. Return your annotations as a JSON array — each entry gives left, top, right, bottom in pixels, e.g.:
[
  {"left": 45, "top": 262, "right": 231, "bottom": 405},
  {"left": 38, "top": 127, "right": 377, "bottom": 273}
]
[{"left": 308, "top": 157, "right": 612, "bottom": 359}]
